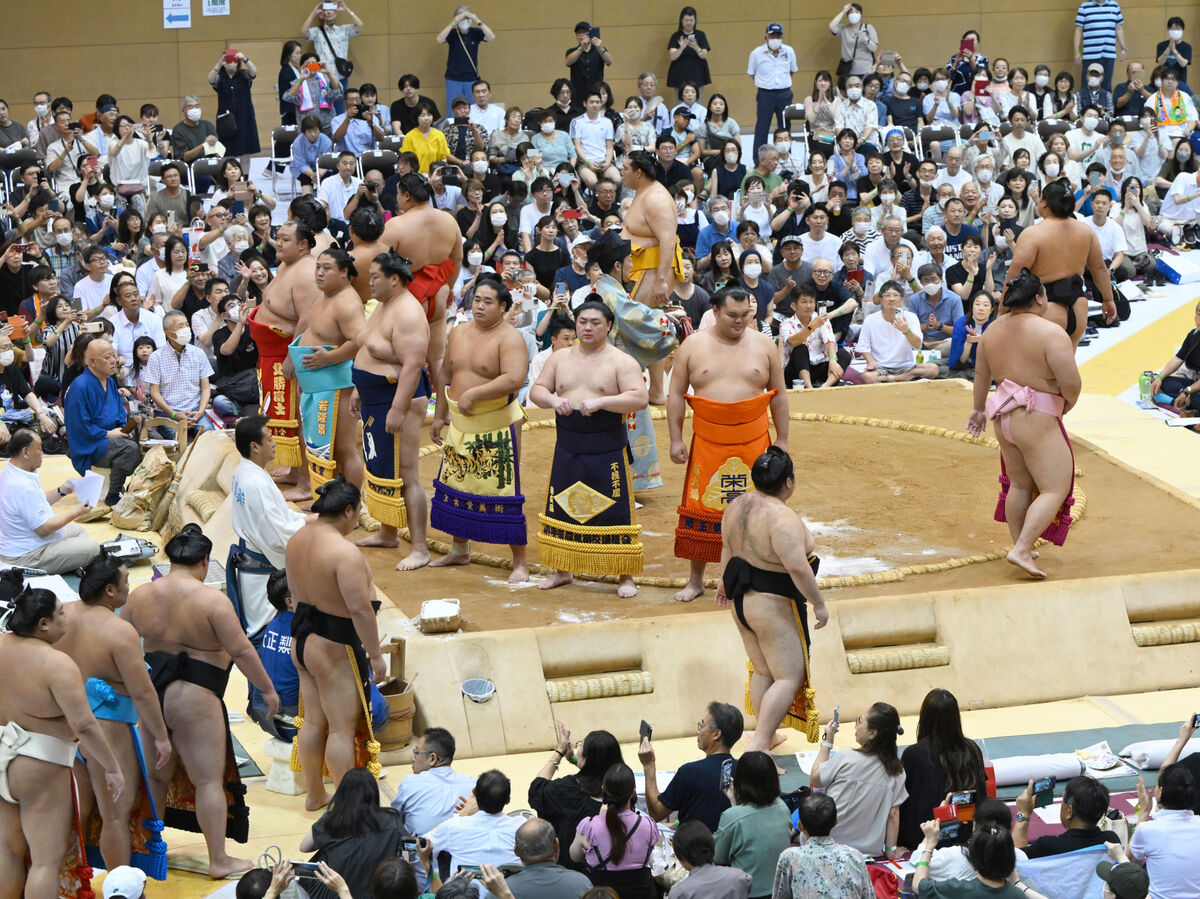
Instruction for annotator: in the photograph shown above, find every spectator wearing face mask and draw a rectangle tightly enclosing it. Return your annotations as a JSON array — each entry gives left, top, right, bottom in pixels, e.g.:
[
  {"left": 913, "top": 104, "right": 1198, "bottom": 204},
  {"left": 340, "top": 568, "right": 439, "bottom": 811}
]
[
  {"left": 830, "top": 4, "right": 878, "bottom": 87},
  {"left": 1074, "top": 0, "right": 1127, "bottom": 93},
  {"left": 1078, "top": 62, "right": 1115, "bottom": 117},
  {"left": 1157, "top": 18, "right": 1192, "bottom": 86},
  {"left": 171, "top": 95, "right": 218, "bottom": 164}
]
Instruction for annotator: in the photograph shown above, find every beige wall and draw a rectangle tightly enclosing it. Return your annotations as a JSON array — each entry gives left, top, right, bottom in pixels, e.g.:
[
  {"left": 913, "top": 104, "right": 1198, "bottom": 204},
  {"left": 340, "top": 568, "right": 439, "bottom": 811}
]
[{"left": 2, "top": 1, "right": 1178, "bottom": 150}]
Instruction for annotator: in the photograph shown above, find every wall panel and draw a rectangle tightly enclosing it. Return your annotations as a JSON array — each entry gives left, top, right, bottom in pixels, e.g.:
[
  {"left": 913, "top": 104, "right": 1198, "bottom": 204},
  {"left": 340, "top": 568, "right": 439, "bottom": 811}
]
[{"left": 0, "top": 1, "right": 1176, "bottom": 151}]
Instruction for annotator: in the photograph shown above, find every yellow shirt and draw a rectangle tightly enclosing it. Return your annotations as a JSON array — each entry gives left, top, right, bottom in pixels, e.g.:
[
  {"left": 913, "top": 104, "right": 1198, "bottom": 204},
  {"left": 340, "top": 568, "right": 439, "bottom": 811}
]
[{"left": 400, "top": 127, "right": 450, "bottom": 173}]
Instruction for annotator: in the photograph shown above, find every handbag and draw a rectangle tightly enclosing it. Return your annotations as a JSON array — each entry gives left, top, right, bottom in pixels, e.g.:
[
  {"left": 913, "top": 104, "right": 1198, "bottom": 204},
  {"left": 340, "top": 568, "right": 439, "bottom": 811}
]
[
  {"left": 216, "top": 367, "right": 260, "bottom": 406},
  {"left": 216, "top": 110, "right": 238, "bottom": 140},
  {"left": 319, "top": 25, "right": 353, "bottom": 79}
]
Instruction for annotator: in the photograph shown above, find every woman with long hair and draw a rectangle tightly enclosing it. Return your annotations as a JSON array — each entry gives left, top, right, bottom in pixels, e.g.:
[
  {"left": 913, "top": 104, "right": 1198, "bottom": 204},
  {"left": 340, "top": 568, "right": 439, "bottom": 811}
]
[
  {"left": 149, "top": 235, "right": 190, "bottom": 312},
  {"left": 804, "top": 70, "right": 839, "bottom": 156},
  {"left": 530, "top": 724, "right": 625, "bottom": 869},
  {"left": 714, "top": 751, "right": 791, "bottom": 898},
  {"left": 897, "top": 688, "right": 987, "bottom": 849},
  {"left": 39, "top": 295, "right": 81, "bottom": 398},
  {"left": 570, "top": 764, "right": 658, "bottom": 899},
  {"left": 300, "top": 768, "right": 406, "bottom": 899},
  {"left": 700, "top": 239, "right": 740, "bottom": 293},
  {"left": 700, "top": 93, "right": 739, "bottom": 171},
  {"left": 949, "top": 290, "right": 999, "bottom": 376},
  {"left": 810, "top": 700, "right": 908, "bottom": 858},
  {"left": 667, "top": 7, "right": 712, "bottom": 99}
]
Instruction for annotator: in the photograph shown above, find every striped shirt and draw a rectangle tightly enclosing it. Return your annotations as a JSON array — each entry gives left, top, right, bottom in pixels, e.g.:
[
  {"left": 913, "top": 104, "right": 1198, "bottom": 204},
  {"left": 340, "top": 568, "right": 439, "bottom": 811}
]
[{"left": 1076, "top": 0, "right": 1124, "bottom": 58}]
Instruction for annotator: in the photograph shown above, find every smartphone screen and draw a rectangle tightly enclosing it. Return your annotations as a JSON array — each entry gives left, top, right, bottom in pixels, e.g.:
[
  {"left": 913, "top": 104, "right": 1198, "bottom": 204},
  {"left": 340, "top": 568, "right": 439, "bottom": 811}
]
[
  {"left": 720, "top": 758, "right": 734, "bottom": 792},
  {"left": 1089, "top": 171, "right": 1100, "bottom": 187},
  {"left": 1192, "top": 713, "right": 1200, "bottom": 728},
  {"left": 291, "top": 861, "right": 320, "bottom": 877},
  {"left": 457, "top": 865, "right": 482, "bottom": 876}
]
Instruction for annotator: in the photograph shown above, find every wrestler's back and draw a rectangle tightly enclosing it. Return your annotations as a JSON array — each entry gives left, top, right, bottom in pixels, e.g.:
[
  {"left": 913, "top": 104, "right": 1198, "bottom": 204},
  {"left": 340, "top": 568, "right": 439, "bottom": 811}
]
[
  {"left": 58, "top": 602, "right": 133, "bottom": 690},
  {"left": 350, "top": 241, "right": 388, "bottom": 303},
  {"left": 1021, "top": 218, "right": 1096, "bottom": 282},
  {"left": 682, "top": 329, "right": 774, "bottom": 401},
  {"left": 124, "top": 578, "right": 232, "bottom": 671},
  {"left": 724, "top": 492, "right": 814, "bottom": 575},
  {"left": 981, "top": 314, "right": 1066, "bottom": 395},
  {"left": 286, "top": 524, "right": 369, "bottom": 619},
  {"left": 0, "top": 634, "right": 76, "bottom": 739},
  {"left": 384, "top": 205, "right": 459, "bottom": 268}
]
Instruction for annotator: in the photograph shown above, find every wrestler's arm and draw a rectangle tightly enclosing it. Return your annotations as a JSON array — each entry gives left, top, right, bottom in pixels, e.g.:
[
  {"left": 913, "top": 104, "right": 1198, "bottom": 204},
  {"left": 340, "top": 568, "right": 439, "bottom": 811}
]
[
  {"left": 527, "top": 351, "right": 562, "bottom": 410},
  {"left": 715, "top": 509, "right": 733, "bottom": 607},
  {"left": 666, "top": 338, "right": 693, "bottom": 460},
  {"left": 764, "top": 337, "right": 790, "bottom": 451},
  {"left": 49, "top": 655, "right": 124, "bottom": 790},
  {"left": 111, "top": 623, "right": 172, "bottom": 766},
  {"left": 431, "top": 327, "right": 456, "bottom": 432},
  {"left": 1083, "top": 230, "right": 1117, "bottom": 322},
  {"left": 772, "top": 518, "right": 828, "bottom": 628},
  {"left": 338, "top": 554, "right": 385, "bottom": 679},
  {"left": 647, "top": 194, "right": 680, "bottom": 306},
  {"left": 318, "top": 298, "right": 369, "bottom": 366},
  {"left": 210, "top": 599, "right": 280, "bottom": 714},
  {"left": 1046, "top": 328, "right": 1082, "bottom": 414},
  {"left": 459, "top": 330, "right": 529, "bottom": 406}
]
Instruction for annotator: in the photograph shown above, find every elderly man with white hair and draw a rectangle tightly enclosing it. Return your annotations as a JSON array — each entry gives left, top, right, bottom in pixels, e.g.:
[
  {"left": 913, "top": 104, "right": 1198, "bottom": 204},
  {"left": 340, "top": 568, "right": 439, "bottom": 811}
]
[
  {"left": 933, "top": 145, "right": 971, "bottom": 193},
  {"left": 864, "top": 214, "right": 918, "bottom": 280}
]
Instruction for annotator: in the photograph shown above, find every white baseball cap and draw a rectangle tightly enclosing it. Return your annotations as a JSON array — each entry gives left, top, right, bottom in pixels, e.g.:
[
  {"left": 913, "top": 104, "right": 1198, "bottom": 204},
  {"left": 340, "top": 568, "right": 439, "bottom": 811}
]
[{"left": 102, "top": 866, "right": 147, "bottom": 899}]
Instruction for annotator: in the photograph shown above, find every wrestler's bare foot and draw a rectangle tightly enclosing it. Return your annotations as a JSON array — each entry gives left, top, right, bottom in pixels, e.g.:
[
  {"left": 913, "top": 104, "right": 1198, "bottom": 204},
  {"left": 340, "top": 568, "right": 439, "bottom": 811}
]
[
  {"left": 744, "top": 735, "right": 788, "bottom": 773},
  {"left": 304, "top": 791, "right": 331, "bottom": 812},
  {"left": 281, "top": 484, "right": 315, "bottom": 503},
  {"left": 507, "top": 563, "right": 530, "bottom": 584},
  {"left": 617, "top": 575, "right": 638, "bottom": 598},
  {"left": 428, "top": 551, "right": 469, "bottom": 569},
  {"left": 1006, "top": 548, "right": 1046, "bottom": 579},
  {"left": 396, "top": 548, "right": 433, "bottom": 571},
  {"left": 357, "top": 532, "right": 402, "bottom": 547},
  {"left": 539, "top": 571, "right": 574, "bottom": 590},
  {"left": 271, "top": 468, "right": 299, "bottom": 485},
  {"left": 674, "top": 582, "right": 705, "bottom": 602},
  {"left": 209, "top": 856, "right": 255, "bottom": 879},
  {"left": 769, "top": 731, "right": 787, "bottom": 749}
]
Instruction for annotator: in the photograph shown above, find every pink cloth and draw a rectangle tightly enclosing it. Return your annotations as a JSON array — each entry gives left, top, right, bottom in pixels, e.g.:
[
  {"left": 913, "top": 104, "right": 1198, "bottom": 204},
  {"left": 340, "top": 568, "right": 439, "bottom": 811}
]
[{"left": 986, "top": 379, "right": 1066, "bottom": 443}]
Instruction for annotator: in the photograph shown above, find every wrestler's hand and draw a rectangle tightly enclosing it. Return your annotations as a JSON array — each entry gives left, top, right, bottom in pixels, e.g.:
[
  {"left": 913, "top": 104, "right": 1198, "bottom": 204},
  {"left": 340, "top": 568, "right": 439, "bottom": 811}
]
[
  {"left": 669, "top": 439, "right": 688, "bottom": 464},
  {"left": 430, "top": 416, "right": 448, "bottom": 445},
  {"left": 811, "top": 598, "right": 829, "bottom": 629},
  {"left": 385, "top": 406, "right": 405, "bottom": 435},
  {"left": 106, "top": 768, "right": 126, "bottom": 804},
  {"left": 1102, "top": 295, "right": 1117, "bottom": 325},
  {"left": 154, "top": 736, "right": 173, "bottom": 769},
  {"left": 457, "top": 389, "right": 476, "bottom": 415},
  {"left": 282, "top": 356, "right": 296, "bottom": 380},
  {"left": 369, "top": 652, "right": 387, "bottom": 684},
  {"left": 263, "top": 687, "right": 281, "bottom": 719},
  {"left": 715, "top": 582, "right": 730, "bottom": 608},
  {"left": 303, "top": 347, "right": 335, "bottom": 369},
  {"left": 579, "top": 398, "right": 604, "bottom": 416},
  {"left": 552, "top": 395, "right": 574, "bottom": 416},
  {"left": 966, "top": 409, "right": 986, "bottom": 437},
  {"left": 772, "top": 437, "right": 788, "bottom": 454},
  {"left": 349, "top": 388, "right": 361, "bottom": 417},
  {"left": 650, "top": 278, "right": 670, "bottom": 309}
]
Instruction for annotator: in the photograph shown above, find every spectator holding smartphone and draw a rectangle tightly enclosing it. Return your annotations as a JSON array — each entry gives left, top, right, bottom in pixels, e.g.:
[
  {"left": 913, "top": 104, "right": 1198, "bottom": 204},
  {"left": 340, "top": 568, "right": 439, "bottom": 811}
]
[{"left": 1013, "top": 775, "right": 1118, "bottom": 857}]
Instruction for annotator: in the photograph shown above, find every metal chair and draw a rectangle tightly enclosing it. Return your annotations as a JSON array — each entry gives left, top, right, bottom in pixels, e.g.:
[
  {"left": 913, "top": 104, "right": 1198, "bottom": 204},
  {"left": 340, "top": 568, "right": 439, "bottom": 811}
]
[
  {"left": 189, "top": 156, "right": 224, "bottom": 195},
  {"left": 269, "top": 125, "right": 298, "bottom": 196}
]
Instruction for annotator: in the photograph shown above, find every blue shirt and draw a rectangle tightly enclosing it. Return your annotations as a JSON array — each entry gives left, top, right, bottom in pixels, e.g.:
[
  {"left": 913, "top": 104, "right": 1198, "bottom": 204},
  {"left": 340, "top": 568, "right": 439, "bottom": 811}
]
[
  {"left": 64, "top": 368, "right": 127, "bottom": 475},
  {"left": 290, "top": 131, "right": 333, "bottom": 179},
  {"left": 259, "top": 611, "right": 299, "bottom": 708},
  {"left": 329, "top": 114, "right": 376, "bottom": 155},
  {"left": 695, "top": 222, "right": 735, "bottom": 262},
  {"left": 1073, "top": 185, "right": 1118, "bottom": 216},
  {"left": 1075, "top": 0, "right": 1124, "bottom": 58},
  {"left": 908, "top": 287, "right": 964, "bottom": 340}
]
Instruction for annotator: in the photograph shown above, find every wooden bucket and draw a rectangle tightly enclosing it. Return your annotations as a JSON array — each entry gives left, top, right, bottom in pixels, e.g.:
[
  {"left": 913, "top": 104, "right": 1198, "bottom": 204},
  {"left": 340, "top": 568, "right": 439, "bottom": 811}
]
[{"left": 377, "top": 678, "right": 416, "bottom": 748}]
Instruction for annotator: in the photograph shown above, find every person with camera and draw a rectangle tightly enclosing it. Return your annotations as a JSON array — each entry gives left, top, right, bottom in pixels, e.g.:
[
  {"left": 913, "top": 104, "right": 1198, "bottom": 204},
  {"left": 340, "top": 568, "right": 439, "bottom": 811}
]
[
  {"left": 302, "top": 0, "right": 364, "bottom": 114},
  {"left": 331, "top": 87, "right": 384, "bottom": 156},
  {"left": 317, "top": 151, "right": 362, "bottom": 232},
  {"left": 209, "top": 49, "right": 260, "bottom": 171},
  {"left": 45, "top": 110, "right": 99, "bottom": 196}
]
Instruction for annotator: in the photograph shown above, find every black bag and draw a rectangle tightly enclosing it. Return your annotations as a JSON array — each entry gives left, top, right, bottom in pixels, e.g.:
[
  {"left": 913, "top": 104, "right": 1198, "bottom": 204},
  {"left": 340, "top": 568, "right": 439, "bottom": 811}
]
[
  {"left": 216, "top": 368, "right": 259, "bottom": 406},
  {"left": 319, "top": 25, "right": 353, "bottom": 79},
  {"left": 216, "top": 110, "right": 238, "bottom": 140}
]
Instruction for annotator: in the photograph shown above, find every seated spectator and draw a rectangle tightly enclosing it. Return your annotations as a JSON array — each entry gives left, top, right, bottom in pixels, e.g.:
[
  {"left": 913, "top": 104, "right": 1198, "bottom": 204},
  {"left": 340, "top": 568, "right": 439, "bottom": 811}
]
[
  {"left": 798, "top": 204, "right": 842, "bottom": 269},
  {"left": 949, "top": 290, "right": 997, "bottom": 376},
  {"left": 1075, "top": 162, "right": 1119, "bottom": 217},
  {"left": 1086, "top": 191, "right": 1133, "bottom": 282},
  {"left": 897, "top": 689, "right": 987, "bottom": 850},
  {"left": 529, "top": 725, "right": 624, "bottom": 869},
  {"left": 142, "top": 310, "right": 215, "bottom": 434},
  {"left": 809, "top": 259, "right": 858, "bottom": 342},
  {"left": 72, "top": 244, "right": 114, "bottom": 315},
  {"left": 392, "top": 74, "right": 441, "bottom": 137},
  {"left": 780, "top": 283, "right": 852, "bottom": 389},
  {"left": 391, "top": 727, "right": 477, "bottom": 842},
  {"left": 940, "top": 199, "right": 980, "bottom": 263},
  {"left": 946, "top": 234, "right": 994, "bottom": 300},
  {"left": 774, "top": 792, "right": 872, "bottom": 898},
  {"left": 291, "top": 115, "right": 334, "bottom": 195},
  {"left": 0, "top": 428, "right": 100, "bottom": 573},
  {"left": 425, "top": 770, "right": 521, "bottom": 872},
  {"left": 912, "top": 821, "right": 1033, "bottom": 897},
  {"left": 670, "top": 820, "right": 751, "bottom": 899},
  {"left": 533, "top": 108, "right": 576, "bottom": 171},
  {"left": 331, "top": 87, "right": 385, "bottom": 156},
  {"left": 714, "top": 751, "right": 791, "bottom": 898},
  {"left": 106, "top": 276, "right": 166, "bottom": 372},
  {"left": 810, "top": 700, "right": 909, "bottom": 858},
  {"left": 0, "top": 332, "right": 61, "bottom": 443},
  {"left": 570, "top": 763, "right": 657, "bottom": 899},
  {"left": 1014, "top": 775, "right": 1117, "bottom": 857},
  {"left": 497, "top": 817, "right": 592, "bottom": 898},
  {"left": 1128, "top": 762, "right": 1200, "bottom": 897},
  {"left": 695, "top": 197, "right": 735, "bottom": 269},
  {"left": 440, "top": 96, "right": 487, "bottom": 169},
  {"left": 571, "top": 90, "right": 619, "bottom": 191},
  {"left": 401, "top": 102, "right": 450, "bottom": 173},
  {"left": 1094, "top": 846, "right": 1149, "bottom": 899},
  {"left": 640, "top": 701, "right": 742, "bottom": 832},
  {"left": 299, "top": 768, "right": 406, "bottom": 899},
  {"left": 317, "top": 151, "right": 362, "bottom": 228},
  {"left": 192, "top": 277, "right": 230, "bottom": 366},
  {"left": 63, "top": 337, "right": 142, "bottom": 517},
  {"left": 908, "top": 263, "right": 963, "bottom": 355},
  {"left": 671, "top": 251, "right": 710, "bottom": 329},
  {"left": 924, "top": 798, "right": 1033, "bottom": 884},
  {"left": 248, "top": 570, "right": 299, "bottom": 739},
  {"left": 1159, "top": 716, "right": 1200, "bottom": 813}
]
